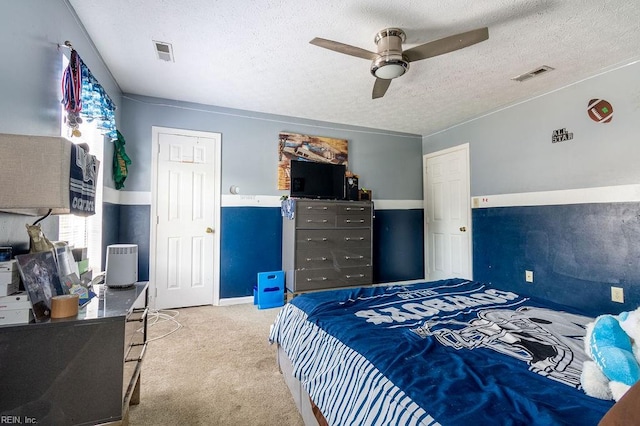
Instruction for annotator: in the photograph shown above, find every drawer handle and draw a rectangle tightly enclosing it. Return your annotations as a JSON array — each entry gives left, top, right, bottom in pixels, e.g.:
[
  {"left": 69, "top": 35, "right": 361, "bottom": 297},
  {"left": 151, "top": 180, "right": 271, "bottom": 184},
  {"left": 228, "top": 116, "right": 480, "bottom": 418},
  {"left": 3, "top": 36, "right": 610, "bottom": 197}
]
[
  {"left": 344, "top": 255, "right": 364, "bottom": 260},
  {"left": 306, "top": 219, "right": 328, "bottom": 223},
  {"left": 345, "top": 274, "right": 365, "bottom": 279},
  {"left": 344, "top": 237, "right": 365, "bottom": 241},
  {"left": 345, "top": 207, "right": 365, "bottom": 211},
  {"left": 306, "top": 277, "right": 328, "bottom": 282},
  {"left": 344, "top": 219, "right": 365, "bottom": 223},
  {"left": 306, "top": 237, "right": 328, "bottom": 242},
  {"left": 306, "top": 206, "right": 328, "bottom": 210},
  {"left": 306, "top": 257, "right": 328, "bottom": 262}
]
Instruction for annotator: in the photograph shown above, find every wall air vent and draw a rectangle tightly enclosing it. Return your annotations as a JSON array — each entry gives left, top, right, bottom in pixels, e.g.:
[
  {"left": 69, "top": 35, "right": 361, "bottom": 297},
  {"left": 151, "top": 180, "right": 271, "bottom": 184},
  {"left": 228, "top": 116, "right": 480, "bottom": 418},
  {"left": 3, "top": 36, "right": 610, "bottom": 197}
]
[
  {"left": 153, "top": 41, "right": 174, "bottom": 62},
  {"left": 511, "top": 65, "right": 554, "bottom": 82}
]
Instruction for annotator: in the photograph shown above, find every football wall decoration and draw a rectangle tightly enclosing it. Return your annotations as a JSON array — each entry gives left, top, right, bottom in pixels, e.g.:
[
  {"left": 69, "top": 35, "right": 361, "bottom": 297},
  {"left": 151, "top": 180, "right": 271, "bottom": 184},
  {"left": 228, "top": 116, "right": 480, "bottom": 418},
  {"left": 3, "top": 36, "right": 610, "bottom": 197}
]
[{"left": 587, "top": 99, "right": 613, "bottom": 123}]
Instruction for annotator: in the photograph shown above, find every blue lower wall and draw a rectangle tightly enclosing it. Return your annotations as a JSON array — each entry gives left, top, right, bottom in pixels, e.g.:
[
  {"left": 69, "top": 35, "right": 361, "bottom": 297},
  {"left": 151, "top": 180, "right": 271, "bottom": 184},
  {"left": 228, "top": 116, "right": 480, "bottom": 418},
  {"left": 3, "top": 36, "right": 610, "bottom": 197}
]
[
  {"left": 373, "top": 209, "right": 424, "bottom": 283},
  {"left": 220, "top": 207, "right": 283, "bottom": 298},
  {"left": 473, "top": 203, "right": 640, "bottom": 316},
  {"left": 108, "top": 200, "right": 640, "bottom": 312},
  {"left": 220, "top": 206, "right": 425, "bottom": 298},
  {"left": 104, "top": 204, "right": 150, "bottom": 282},
  {"left": 112, "top": 204, "right": 424, "bottom": 300},
  {"left": 102, "top": 202, "right": 120, "bottom": 271}
]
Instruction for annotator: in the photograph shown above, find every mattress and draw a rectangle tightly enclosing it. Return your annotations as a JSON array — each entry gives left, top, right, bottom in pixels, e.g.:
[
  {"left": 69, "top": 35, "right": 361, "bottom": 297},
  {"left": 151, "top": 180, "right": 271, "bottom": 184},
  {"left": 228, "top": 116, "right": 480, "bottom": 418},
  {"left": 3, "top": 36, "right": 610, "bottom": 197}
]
[{"left": 269, "top": 279, "right": 615, "bottom": 425}]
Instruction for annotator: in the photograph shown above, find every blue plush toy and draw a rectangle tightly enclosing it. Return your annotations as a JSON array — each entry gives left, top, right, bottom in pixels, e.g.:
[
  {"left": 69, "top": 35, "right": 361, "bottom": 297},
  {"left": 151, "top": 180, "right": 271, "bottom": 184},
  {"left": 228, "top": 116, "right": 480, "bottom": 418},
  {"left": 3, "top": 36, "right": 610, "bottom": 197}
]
[{"left": 581, "top": 309, "right": 640, "bottom": 401}]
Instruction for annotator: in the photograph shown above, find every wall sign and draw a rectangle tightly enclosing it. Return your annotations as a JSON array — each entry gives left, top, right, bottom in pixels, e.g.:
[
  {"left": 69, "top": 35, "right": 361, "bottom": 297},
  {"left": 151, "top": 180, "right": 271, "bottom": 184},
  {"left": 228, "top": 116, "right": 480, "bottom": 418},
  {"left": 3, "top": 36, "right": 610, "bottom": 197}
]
[
  {"left": 587, "top": 99, "right": 613, "bottom": 123},
  {"left": 552, "top": 128, "right": 574, "bottom": 143}
]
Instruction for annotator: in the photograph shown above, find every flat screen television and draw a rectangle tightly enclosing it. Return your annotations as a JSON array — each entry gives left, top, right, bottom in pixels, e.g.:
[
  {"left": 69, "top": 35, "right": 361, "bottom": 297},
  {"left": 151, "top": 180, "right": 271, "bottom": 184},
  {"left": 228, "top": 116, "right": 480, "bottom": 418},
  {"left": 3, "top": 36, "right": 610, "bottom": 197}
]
[{"left": 290, "top": 160, "right": 346, "bottom": 200}]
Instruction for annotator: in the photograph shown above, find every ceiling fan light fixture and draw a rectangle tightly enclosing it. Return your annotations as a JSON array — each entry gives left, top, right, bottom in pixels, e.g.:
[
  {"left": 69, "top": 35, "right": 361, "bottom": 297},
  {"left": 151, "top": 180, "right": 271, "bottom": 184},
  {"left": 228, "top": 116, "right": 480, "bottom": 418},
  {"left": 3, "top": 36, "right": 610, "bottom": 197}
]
[
  {"left": 310, "top": 26, "right": 488, "bottom": 98},
  {"left": 371, "top": 56, "right": 409, "bottom": 79}
]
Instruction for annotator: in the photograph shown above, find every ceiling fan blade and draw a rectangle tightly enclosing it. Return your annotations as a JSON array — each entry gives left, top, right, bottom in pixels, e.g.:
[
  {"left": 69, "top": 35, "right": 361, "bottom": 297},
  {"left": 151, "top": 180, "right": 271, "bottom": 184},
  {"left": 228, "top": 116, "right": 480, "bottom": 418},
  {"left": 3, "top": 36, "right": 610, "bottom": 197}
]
[
  {"left": 403, "top": 27, "right": 489, "bottom": 63},
  {"left": 372, "top": 78, "right": 392, "bottom": 99},
  {"left": 310, "top": 37, "right": 377, "bottom": 61}
]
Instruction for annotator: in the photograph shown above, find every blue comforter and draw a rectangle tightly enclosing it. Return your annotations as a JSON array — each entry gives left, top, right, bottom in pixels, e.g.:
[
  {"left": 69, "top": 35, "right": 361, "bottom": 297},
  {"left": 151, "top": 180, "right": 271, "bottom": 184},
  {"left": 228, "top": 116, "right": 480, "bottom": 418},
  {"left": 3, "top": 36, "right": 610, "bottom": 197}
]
[{"left": 270, "top": 279, "right": 614, "bottom": 426}]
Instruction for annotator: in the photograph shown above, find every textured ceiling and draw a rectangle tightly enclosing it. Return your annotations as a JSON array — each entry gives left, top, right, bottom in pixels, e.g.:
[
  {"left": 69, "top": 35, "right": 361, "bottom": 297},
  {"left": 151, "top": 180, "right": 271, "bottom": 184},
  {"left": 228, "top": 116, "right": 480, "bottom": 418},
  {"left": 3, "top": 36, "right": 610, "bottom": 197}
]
[{"left": 68, "top": 0, "right": 640, "bottom": 136}]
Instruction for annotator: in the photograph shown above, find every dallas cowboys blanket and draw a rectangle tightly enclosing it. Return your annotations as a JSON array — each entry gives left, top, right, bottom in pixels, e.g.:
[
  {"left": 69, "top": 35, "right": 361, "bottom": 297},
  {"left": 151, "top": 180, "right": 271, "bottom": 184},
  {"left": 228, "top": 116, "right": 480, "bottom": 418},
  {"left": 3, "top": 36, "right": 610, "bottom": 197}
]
[{"left": 269, "top": 279, "right": 614, "bottom": 425}]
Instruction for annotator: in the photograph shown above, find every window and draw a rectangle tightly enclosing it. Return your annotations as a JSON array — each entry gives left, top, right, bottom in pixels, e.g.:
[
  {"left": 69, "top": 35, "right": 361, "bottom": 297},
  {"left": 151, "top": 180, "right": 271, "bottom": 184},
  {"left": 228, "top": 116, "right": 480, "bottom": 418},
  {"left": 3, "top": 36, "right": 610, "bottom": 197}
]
[
  {"left": 59, "top": 54, "right": 104, "bottom": 274},
  {"left": 58, "top": 121, "right": 104, "bottom": 274}
]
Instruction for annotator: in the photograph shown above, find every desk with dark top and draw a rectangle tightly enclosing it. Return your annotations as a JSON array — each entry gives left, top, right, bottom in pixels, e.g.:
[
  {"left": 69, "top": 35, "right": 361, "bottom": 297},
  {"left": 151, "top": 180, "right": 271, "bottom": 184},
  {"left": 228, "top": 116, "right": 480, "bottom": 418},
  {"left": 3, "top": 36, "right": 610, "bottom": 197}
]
[{"left": 0, "top": 282, "right": 148, "bottom": 426}]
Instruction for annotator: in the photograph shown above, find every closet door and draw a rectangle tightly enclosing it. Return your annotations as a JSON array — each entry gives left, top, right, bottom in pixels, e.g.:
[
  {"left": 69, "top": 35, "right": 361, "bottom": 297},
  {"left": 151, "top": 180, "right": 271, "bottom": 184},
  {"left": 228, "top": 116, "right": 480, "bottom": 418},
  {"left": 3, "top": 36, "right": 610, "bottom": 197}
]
[{"left": 152, "top": 128, "right": 221, "bottom": 309}]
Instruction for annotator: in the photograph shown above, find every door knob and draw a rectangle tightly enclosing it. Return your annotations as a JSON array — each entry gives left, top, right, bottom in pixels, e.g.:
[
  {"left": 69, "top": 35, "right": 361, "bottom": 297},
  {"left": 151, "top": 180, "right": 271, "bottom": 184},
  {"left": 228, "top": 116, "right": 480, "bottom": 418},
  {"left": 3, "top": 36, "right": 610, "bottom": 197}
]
[
  {"left": 459, "top": 226, "right": 466, "bottom": 232},
  {"left": 206, "top": 227, "right": 214, "bottom": 234}
]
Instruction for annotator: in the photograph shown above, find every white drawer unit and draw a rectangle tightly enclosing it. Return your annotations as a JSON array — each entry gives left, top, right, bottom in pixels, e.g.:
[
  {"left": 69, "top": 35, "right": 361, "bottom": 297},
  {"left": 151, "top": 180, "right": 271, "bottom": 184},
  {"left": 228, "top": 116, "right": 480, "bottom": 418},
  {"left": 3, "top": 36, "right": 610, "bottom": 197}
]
[{"left": 282, "top": 199, "right": 373, "bottom": 292}]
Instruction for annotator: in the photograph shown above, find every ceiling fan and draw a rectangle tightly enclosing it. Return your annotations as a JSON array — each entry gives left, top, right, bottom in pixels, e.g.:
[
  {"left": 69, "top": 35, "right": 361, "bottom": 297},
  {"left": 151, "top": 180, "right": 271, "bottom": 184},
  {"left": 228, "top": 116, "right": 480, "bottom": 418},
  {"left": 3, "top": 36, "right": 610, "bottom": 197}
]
[{"left": 310, "top": 27, "right": 489, "bottom": 99}]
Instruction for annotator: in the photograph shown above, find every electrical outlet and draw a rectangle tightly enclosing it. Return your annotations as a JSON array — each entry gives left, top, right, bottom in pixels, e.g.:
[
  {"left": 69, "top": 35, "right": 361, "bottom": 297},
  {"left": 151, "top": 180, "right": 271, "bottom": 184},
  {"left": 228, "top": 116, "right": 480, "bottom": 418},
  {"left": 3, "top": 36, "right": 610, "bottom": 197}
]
[
  {"left": 611, "top": 286, "right": 624, "bottom": 303},
  {"left": 525, "top": 270, "right": 534, "bottom": 283}
]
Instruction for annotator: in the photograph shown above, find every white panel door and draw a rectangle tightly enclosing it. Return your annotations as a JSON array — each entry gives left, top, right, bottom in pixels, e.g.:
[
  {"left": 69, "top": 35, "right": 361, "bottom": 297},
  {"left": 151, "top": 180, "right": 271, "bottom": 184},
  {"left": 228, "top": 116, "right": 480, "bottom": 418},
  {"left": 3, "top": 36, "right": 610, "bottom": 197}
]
[
  {"left": 423, "top": 144, "right": 471, "bottom": 281},
  {"left": 153, "top": 130, "right": 219, "bottom": 309}
]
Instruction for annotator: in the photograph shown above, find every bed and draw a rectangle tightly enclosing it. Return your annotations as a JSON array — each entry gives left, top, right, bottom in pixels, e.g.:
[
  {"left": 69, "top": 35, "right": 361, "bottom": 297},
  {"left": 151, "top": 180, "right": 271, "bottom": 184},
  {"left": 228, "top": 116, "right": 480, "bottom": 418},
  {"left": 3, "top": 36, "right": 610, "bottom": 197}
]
[{"left": 269, "top": 278, "right": 617, "bottom": 425}]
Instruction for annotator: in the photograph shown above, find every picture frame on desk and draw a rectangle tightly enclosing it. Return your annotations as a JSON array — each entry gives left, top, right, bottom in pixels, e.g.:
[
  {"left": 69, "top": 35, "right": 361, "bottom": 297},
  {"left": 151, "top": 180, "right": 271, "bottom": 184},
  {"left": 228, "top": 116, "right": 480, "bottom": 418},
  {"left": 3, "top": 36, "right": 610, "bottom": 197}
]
[{"left": 16, "top": 251, "right": 66, "bottom": 322}]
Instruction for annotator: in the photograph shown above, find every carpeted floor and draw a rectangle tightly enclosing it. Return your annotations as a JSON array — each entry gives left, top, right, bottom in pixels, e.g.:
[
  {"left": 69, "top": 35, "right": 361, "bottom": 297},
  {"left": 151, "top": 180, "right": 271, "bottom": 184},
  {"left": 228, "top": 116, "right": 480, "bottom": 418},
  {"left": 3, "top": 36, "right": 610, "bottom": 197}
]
[{"left": 128, "top": 303, "right": 303, "bottom": 426}]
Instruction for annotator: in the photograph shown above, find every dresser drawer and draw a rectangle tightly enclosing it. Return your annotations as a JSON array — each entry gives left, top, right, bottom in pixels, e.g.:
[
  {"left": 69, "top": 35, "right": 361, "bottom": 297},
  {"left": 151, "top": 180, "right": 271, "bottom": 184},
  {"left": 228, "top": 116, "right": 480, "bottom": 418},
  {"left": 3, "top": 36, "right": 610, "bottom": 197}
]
[
  {"left": 296, "top": 229, "right": 371, "bottom": 249},
  {"left": 336, "top": 204, "right": 371, "bottom": 215},
  {"left": 338, "top": 266, "right": 373, "bottom": 286},
  {"left": 296, "top": 214, "right": 336, "bottom": 228},
  {"left": 294, "top": 268, "right": 340, "bottom": 291},
  {"left": 336, "top": 214, "right": 371, "bottom": 228},
  {"left": 296, "top": 200, "right": 337, "bottom": 218},
  {"left": 296, "top": 249, "right": 334, "bottom": 269},
  {"left": 296, "top": 201, "right": 337, "bottom": 214},
  {"left": 341, "top": 229, "right": 371, "bottom": 246},
  {"left": 293, "top": 268, "right": 346, "bottom": 291},
  {"left": 335, "top": 247, "right": 371, "bottom": 267},
  {"left": 296, "top": 246, "right": 371, "bottom": 269},
  {"left": 293, "top": 266, "right": 372, "bottom": 291}
]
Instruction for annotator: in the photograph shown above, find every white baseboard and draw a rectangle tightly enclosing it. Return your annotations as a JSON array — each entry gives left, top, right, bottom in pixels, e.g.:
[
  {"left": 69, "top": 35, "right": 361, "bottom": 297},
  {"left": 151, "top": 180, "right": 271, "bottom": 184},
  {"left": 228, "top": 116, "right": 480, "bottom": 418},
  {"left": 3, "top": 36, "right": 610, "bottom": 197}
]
[{"left": 218, "top": 296, "right": 254, "bottom": 306}]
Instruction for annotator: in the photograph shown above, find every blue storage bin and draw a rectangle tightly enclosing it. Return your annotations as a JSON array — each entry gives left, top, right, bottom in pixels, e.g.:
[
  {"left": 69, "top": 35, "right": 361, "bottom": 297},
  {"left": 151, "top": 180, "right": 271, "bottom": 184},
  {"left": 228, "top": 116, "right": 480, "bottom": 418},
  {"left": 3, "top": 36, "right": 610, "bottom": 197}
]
[{"left": 255, "top": 270, "right": 285, "bottom": 309}]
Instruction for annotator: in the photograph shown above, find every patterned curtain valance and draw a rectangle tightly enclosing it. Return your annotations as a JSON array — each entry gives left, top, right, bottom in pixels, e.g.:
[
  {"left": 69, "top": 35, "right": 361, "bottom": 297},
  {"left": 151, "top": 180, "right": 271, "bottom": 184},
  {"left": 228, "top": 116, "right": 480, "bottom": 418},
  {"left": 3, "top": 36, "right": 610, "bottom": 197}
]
[{"left": 80, "top": 61, "right": 117, "bottom": 139}]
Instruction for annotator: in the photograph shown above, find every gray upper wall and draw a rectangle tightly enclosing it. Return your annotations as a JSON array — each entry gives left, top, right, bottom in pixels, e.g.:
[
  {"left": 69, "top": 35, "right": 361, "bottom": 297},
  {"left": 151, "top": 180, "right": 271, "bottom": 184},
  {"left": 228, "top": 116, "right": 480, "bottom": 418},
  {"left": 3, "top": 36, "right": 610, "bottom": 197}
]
[
  {"left": 119, "top": 95, "right": 423, "bottom": 200},
  {"left": 16, "top": 0, "right": 639, "bottom": 205},
  {"left": 1, "top": 0, "right": 122, "bottom": 138},
  {"left": 1, "top": 0, "right": 422, "bottom": 201},
  {"left": 0, "top": 0, "right": 123, "bottom": 246},
  {"left": 423, "top": 60, "right": 640, "bottom": 196}
]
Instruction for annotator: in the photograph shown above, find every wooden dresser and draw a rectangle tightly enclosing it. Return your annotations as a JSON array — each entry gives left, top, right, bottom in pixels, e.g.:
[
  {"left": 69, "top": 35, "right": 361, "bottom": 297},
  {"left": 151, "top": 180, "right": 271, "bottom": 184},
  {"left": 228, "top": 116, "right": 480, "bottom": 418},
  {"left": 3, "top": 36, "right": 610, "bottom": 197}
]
[{"left": 282, "top": 199, "right": 373, "bottom": 293}]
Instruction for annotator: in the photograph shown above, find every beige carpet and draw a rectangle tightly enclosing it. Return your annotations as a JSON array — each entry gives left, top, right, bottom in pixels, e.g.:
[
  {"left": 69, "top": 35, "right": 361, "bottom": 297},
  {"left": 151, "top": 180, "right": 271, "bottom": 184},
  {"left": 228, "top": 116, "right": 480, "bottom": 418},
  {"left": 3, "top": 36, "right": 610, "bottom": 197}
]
[{"left": 128, "top": 303, "right": 303, "bottom": 426}]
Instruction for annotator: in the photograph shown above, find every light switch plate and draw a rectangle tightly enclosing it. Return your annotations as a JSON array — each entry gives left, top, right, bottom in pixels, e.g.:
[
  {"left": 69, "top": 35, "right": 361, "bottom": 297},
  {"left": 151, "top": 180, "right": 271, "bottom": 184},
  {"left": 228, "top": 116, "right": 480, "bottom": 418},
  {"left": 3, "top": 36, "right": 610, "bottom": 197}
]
[
  {"left": 525, "top": 270, "right": 533, "bottom": 283},
  {"left": 611, "top": 286, "right": 624, "bottom": 303}
]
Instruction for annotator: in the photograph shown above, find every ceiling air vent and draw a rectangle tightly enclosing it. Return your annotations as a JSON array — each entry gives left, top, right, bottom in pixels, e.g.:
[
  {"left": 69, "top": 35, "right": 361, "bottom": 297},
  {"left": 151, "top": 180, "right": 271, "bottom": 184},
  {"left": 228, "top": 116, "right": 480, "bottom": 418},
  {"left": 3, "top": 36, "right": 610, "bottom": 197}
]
[
  {"left": 511, "top": 65, "right": 554, "bottom": 82},
  {"left": 153, "top": 41, "right": 174, "bottom": 62}
]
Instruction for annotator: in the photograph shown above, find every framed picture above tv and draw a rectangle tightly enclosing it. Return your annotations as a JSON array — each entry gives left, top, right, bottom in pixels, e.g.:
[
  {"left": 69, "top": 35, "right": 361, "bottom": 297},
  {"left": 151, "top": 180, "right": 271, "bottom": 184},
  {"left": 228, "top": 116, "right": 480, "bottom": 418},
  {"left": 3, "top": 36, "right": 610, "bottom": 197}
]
[{"left": 278, "top": 132, "right": 348, "bottom": 190}]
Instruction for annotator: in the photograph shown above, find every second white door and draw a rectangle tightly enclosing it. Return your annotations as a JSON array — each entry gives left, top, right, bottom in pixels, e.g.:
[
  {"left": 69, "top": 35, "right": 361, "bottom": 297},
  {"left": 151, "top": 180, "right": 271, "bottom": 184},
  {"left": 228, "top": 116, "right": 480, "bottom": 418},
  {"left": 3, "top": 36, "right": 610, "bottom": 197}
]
[{"left": 423, "top": 144, "right": 472, "bottom": 281}]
